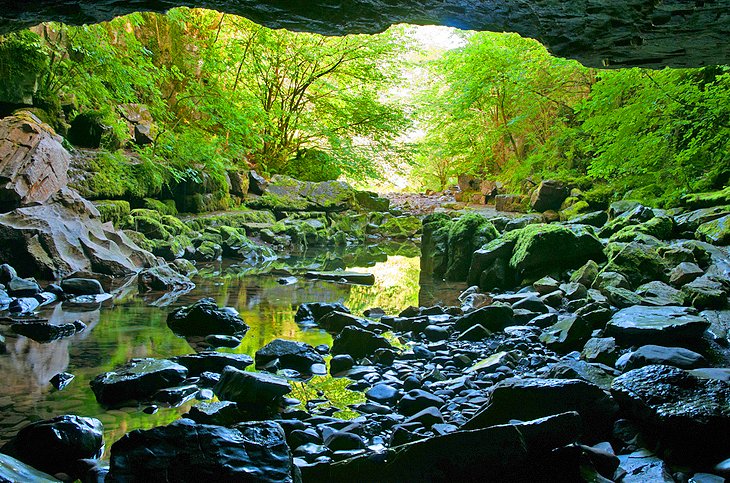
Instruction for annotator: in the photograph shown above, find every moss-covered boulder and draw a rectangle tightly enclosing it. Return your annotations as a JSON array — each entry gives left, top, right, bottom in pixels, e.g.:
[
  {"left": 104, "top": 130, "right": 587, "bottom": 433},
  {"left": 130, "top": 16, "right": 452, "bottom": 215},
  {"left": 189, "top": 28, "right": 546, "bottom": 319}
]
[
  {"left": 379, "top": 215, "right": 422, "bottom": 239},
  {"left": 355, "top": 190, "right": 390, "bottom": 212},
  {"left": 248, "top": 175, "right": 357, "bottom": 212},
  {"left": 143, "top": 198, "right": 177, "bottom": 216},
  {"left": 681, "top": 186, "right": 730, "bottom": 209},
  {"left": 509, "top": 224, "right": 605, "bottom": 282},
  {"left": 609, "top": 215, "right": 674, "bottom": 242},
  {"left": 559, "top": 200, "right": 591, "bottom": 221},
  {"left": 93, "top": 200, "right": 131, "bottom": 225},
  {"left": 445, "top": 213, "right": 499, "bottom": 281},
  {"left": 184, "top": 210, "right": 277, "bottom": 232},
  {"left": 420, "top": 213, "right": 451, "bottom": 278},
  {"left": 695, "top": 214, "right": 730, "bottom": 245},
  {"left": 604, "top": 241, "right": 668, "bottom": 287},
  {"left": 599, "top": 204, "right": 655, "bottom": 237},
  {"left": 468, "top": 236, "right": 517, "bottom": 290},
  {"left": 152, "top": 234, "right": 193, "bottom": 261},
  {"left": 219, "top": 226, "right": 276, "bottom": 262}
]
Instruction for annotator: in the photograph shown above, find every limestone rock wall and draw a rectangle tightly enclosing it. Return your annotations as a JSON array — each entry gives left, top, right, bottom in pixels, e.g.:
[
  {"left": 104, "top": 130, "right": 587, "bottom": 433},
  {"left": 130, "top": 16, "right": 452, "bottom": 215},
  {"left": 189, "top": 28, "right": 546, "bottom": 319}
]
[{"left": 1, "top": 0, "right": 728, "bottom": 68}]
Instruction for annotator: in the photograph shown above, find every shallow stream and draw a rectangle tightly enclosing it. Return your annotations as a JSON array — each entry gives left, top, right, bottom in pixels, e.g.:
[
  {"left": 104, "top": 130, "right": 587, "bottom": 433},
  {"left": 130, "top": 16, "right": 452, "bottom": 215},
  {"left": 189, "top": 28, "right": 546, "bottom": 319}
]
[{"left": 0, "top": 245, "right": 461, "bottom": 456}]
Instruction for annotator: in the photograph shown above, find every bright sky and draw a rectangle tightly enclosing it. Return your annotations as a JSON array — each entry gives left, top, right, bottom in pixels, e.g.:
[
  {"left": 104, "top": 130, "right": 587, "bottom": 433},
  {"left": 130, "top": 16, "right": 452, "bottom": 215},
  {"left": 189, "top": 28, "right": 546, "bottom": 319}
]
[{"left": 409, "top": 25, "right": 466, "bottom": 51}]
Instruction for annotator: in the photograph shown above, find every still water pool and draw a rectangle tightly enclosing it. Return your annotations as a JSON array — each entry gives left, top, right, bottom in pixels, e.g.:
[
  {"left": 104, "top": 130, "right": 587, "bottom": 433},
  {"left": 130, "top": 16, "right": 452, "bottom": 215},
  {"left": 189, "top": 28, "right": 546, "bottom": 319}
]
[{"left": 0, "top": 246, "right": 461, "bottom": 456}]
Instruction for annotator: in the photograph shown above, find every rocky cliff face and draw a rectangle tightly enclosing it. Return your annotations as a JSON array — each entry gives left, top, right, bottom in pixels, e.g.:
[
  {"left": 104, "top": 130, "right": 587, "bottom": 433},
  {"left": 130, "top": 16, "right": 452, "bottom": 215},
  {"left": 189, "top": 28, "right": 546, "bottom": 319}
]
[
  {"left": 1, "top": 0, "right": 728, "bottom": 68},
  {"left": 0, "top": 112, "right": 69, "bottom": 210},
  {"left": 0, "top": 112, "right": 156, "bottom": 279}
]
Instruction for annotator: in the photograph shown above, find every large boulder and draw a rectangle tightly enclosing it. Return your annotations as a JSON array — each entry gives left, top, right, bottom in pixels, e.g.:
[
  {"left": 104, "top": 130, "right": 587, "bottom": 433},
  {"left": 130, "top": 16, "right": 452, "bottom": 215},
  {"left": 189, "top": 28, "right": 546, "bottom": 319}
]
[
  {"left": 605, "top": 305, "right": 710, "bottom": 346},
  {"left": 504, "top": 224, "right": 604, "bottom": 283},
  {"left": 696, "top": 214, "right": 730, "bottom": 245},
  {"left": 530, "top": 180, "right": 569, "bottom": 212},
  {"left": 0, "top": 188, "right": 156, "bottom": 279},
  {"left": 1, "top": 415, "right": 103, "bottom": 479},
  {"left": 90, "top": 358, "right": 188, "bottom": 406},
  {"left": 420, "top": 212, "right": 451, "bottom": 278},
  {"left": 444, "top": 213, "right": 498, "bottom": 281},
  {"left": 462, "top": 377, "right": 618, "bottom": 440},
  {"left": 303, "top": 412, "right": 583, "bottom": 482},
  {"left": 611, "top": 365, "right": 730, "bottom": 463},
  {"left": 167, "top": 298, "right": 249, "bottom": 337},
  {"left": 250, "top": 174, "right": 356, "bottom": 212},
  {"left": 0, "top": 111, "right": 69, "bottom": 209},
  {"left": 495, "top": 194, "right": 529, "bottom": 212},
  {"left": 108, "top": 419, "right": 296, "bottom": 482}
]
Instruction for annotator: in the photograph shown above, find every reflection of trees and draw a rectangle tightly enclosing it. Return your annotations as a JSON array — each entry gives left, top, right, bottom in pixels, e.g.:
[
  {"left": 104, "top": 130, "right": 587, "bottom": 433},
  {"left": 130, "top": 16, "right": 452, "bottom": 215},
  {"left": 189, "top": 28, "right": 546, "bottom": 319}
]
[{"left": 347, "top": 256, "right": 421, "bottom": 314}]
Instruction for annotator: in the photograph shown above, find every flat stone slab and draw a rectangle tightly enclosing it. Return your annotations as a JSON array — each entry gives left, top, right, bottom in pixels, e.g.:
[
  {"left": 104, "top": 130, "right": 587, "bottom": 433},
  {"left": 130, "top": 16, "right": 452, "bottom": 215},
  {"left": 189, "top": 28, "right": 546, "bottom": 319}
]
[
  {"left": 605, "top": 305, "right": 710, "bottom": 345},
  {"left": 304, "top": 271, "right": 375, "bottom": 285}
]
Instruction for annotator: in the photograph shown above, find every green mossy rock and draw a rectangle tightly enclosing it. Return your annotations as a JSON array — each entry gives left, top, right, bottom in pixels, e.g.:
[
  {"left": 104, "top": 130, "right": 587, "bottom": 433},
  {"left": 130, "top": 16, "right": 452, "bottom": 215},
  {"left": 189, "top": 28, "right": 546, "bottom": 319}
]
[
  {"left": 379, "top": 215, "right": 422, "bottom": 239},
  {"left": 599, "top": 204, "right": 655, "bottom": 237},
  {"left": 570, "top": 260, "right": 600, "bottom": 287},
  {"left": 681, "top": 186, "right": 730, "bottom": 209},
  {"left": 194, "top": 240, "right": 222, "bottom": 262},
  {"left": 560, "top": 200, "right": 591, "bottom": 221},
  {"left": 445, "top": 213, "right": 499, "bottom": 281},
  {"left": 133, "top": 215, "right": 171, "bottom": 240},
  {"left": 609, "top": 216, "right": 674, "bottom": 242},
  {"left": 123, "top": 230, "right": 154, "bottom": 252},
  {"left": 93, "top": 200, "right": 131, "bottom": 225},
  {"left": 160, "top": 215, "right": 191, "bottom": 236},
  {"left": 695, "top": 214, "right": 730, "bottom": 245},
  {"left": 143, "top": 198, "right": 178, "bottom": 216},
  {"left": 604, "top": 241, "right": 668, "bottom": 287},
  {"left": 420, "top": 213, "right": 452, "bottom": 278},
  {"left": 248, "top": 175, "right": 357, "bottom": 212},
  {"left": 184, "top": 210, "right": 277, "bottom": 232},
  {"left": 509, "top": 224, "right": 605, "bottom": 281},
  {"left": 355, "top": 190, "right": 390, "bottom": 212},
  {"left": 152, "top": 234, "right": 193, "bottom": 261}
]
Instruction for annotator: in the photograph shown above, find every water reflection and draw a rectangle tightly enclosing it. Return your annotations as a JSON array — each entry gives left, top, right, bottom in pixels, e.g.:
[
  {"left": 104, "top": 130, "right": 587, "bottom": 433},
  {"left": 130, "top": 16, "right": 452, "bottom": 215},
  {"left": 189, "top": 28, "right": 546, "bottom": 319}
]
[{"left": 0, "top": 245, "right": 462, "bottom": 455}]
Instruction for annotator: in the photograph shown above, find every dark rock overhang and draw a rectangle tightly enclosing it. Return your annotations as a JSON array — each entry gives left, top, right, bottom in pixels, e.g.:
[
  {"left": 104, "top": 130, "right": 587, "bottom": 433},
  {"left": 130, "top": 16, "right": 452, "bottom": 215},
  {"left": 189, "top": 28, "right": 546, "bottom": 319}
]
[{"left": 1, "top": 0, "right": 729, "bottom": 68}]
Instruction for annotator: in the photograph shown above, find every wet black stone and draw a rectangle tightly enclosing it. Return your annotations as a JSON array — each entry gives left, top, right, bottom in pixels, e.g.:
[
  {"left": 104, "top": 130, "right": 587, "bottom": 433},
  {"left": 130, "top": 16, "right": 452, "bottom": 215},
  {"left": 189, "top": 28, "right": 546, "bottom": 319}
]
[
  {"left": 397, "top": 389, "right": 445, "bottom": 416},
  {"left": 1, "top": 415, "right": 103, "bottom": 479},
  {"left": 108, "top": 419, "right": 295, "bottom": 482},
  {"left": 463, "top": 377, "right": 618, "bottom": 441},
  {"left": 167, "top": 298, "right": 248, "bottom": 337},
  {"left": 213, "top": 366, "right": 291, "bottom": 406},
  {"left": 295, "top": 302, "right": 350, "bottom": 324},
  {"left": 90, "top": 358, "right": 188, "bottom": 407},
  {"left": 330, "top": 354, "right": 354, "bottom": 375},
  {"left": 6, "top": 277, "right": 41, "bottom": 297},
  {"left": 50, "top": 372, "right": 74, "bottom": 390},
  {"left": 331, "top": 326, "right": 393, "bottom": 360},
  {"left": 61, "top": 277, "right": 104, "bottom": 295},
  {"left": 256, "top": 339, "right": 325, "bottom": 374},
  {"left": 611, "top": 365, "right": 730, "bottom": 463},
  {"left": 11, "top": 321, "right": 77, "bottom": 343},
  {"left": 453, "top": 304, "right": 514, "bottom": 333},
  {"left": 173, "top": 351, "right": 254, "bottom": 377}
]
